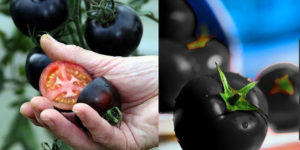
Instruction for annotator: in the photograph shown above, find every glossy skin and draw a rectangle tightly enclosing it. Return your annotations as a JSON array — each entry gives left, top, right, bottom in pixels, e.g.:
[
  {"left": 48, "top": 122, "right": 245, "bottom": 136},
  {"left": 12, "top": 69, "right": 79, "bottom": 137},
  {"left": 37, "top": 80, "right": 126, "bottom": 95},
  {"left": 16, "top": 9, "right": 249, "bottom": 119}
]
[
  {"left": 10, "top": 0, "right": 69, "bottom": 36},
  {"left": 159, "top": 0, "right": 196, "bottom": 41},
  {"left": 174, "top": 73, "right": 268, "bottom": 150},
  {"left": 256, "top": 63, "right": 299, "bottom": 132},
  {"left": 25, "top": 47, "right": 52, "bottom": 91},
  {"left": 78, "top": 77, "right": 121, "bottom": 115},
  {"left": 159, "top": 39, "right": 196, "bottom": 112},
  {"left": 85, "top": 4, "right": 143, "bottom": 56},
  {"left": 159, "top": 38, "right": 230, "bottom": 112}
]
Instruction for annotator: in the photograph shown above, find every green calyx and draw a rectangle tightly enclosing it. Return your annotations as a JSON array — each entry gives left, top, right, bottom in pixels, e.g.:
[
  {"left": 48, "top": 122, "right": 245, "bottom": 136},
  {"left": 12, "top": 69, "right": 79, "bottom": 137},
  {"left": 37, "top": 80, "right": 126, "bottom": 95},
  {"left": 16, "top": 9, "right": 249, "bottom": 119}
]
[
  {"left": 102, "top": 106, "right": 122, "bottom": 127},
  {"left": 87, "top": 0, "right": 116, "bottom": 25},
  {"left": 216, "top": 64, "right": 260, "bottom": 112}
]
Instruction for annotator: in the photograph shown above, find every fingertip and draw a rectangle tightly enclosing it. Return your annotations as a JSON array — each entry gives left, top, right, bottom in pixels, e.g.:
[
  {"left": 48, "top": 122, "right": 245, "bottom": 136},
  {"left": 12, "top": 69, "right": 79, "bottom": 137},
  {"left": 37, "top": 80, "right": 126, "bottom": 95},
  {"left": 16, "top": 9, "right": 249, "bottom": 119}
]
[
  {"left": 20, "top": 102, "right": 33, "bottom": 117},
  {"left": 30, "top": 96, "right": 53, "bottom": 112}
]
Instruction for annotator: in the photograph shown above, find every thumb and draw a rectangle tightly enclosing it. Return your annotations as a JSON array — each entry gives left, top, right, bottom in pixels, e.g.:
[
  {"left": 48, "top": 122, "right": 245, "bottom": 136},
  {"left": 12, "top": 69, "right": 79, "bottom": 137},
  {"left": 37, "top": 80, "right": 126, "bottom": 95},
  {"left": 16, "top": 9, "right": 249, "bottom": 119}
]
[{"left": 40, "top": 34, "right": 118, "bottom": 74}]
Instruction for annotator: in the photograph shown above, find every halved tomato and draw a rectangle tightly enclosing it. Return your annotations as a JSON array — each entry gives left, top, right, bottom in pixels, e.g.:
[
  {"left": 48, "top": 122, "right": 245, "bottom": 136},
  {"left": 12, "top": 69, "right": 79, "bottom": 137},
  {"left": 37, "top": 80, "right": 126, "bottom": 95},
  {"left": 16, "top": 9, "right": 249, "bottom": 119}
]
[{"left": 39, "top": 61, "right": 92, "bottom": 110}]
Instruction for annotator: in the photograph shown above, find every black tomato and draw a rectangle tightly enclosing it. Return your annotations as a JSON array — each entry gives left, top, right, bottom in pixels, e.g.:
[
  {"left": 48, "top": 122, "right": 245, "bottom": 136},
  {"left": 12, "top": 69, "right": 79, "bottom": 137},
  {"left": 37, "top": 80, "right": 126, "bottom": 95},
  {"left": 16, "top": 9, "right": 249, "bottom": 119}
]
[
  {"left": 188, "top": 38, "right": 230, "bottom": 74},
  {"left": 159, "top": 0, "right": 196, "bottom": 41},
  {"left": 10, "top": 0, "right": 69, "bottom": 36},
  {"left": 85, "top": 4, "right": 143, "bottom": 56},
  {"left": 159, "top": 38, "right": 230, "bottom": 112},
  {"left": 174, "top": 67, "right": 268, "bottom": 150},
  {"left": 256, "top": 63, "right": 299, "bottom": 132},
  {"left": 25, "top": 47, "right": 52, "bottom": 91},
  {"left": 77, "top": 77, "right": 122, "bottom": 125},
  {"left": 159, "top": 38, "right": 197, "bottom": 112}
]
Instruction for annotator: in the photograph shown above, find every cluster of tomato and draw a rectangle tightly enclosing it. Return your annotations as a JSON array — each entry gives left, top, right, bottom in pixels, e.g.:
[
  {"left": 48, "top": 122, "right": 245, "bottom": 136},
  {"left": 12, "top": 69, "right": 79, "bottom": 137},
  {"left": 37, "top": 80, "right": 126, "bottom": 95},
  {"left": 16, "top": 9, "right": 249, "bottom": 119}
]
[
  {"left": 10, "top": 0, "right": 143, "bottom": 126},
  {"left": 159, "top": 0, "right": 299, "bottom": 150}
]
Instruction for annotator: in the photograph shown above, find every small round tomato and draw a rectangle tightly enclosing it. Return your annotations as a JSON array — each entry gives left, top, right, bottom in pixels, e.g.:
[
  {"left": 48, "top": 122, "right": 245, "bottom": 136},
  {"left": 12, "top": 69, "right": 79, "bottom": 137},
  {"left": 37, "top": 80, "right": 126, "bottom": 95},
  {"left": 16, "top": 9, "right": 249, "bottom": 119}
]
[
  {"left": 77, "top": 77, "right": 122, "bottom": 125},
  {"left": 256, "top": 63, "right": 299, "bottom": 132},
  {"left": 160, "top": 0, "right": 196, "bottom": 41},
  {"left": 10, "top": 0, "right": 69, "bottom": 36},
  {"left": 25, "top": 47, "right": 52, "bottom": 91},
  {"left": 39, "top": 61, "right": 92, "bottom": 110},
  {"left": 85, "top": 4, "right": 143, "bottom": 56}
]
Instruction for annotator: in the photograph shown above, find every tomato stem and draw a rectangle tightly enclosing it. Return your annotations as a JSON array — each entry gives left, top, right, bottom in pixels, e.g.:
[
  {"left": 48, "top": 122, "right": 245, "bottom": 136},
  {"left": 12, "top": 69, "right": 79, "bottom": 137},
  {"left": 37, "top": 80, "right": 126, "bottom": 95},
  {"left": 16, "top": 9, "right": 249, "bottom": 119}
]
[
  {"left": 102, "top": 106, "right": 122, "bottom": 127},
  {"left": 74, "top": 0, "right": 89, "bottom": 49},
  {"left": 87, "top": 0, "right": 116, "bottom": 25},
  {"left": 216, "top": 63, "right": 262, "bottom": 113}
]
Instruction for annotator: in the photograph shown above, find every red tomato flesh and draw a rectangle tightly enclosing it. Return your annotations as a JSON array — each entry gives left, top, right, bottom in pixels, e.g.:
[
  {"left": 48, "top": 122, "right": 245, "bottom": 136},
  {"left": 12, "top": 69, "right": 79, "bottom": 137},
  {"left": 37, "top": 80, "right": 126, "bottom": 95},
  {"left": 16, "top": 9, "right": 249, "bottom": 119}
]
[{"left": 39, "top": 61, "right": 92, "bottom": 110}]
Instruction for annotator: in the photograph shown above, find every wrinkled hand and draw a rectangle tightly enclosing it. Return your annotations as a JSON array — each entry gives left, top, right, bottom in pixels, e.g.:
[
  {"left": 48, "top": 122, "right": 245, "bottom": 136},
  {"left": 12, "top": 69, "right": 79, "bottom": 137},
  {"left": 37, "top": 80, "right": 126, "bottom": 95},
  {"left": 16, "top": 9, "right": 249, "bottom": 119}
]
[{"left": 20, "top": 34, "right": 158, "bottom": 150}]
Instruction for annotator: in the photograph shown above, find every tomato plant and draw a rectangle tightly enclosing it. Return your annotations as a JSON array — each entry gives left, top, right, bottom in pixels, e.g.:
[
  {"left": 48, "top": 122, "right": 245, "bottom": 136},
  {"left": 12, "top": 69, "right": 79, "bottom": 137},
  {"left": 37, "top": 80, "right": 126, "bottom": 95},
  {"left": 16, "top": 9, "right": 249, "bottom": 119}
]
[
  {"left": 85, "top": 4, "right": 143, "bottom": 56},
  {"left": 10, "top": 0, "right": 69, "bottom": 36},
  {"left": 0, "top": 0, "right": 157, "bottom": 149}
]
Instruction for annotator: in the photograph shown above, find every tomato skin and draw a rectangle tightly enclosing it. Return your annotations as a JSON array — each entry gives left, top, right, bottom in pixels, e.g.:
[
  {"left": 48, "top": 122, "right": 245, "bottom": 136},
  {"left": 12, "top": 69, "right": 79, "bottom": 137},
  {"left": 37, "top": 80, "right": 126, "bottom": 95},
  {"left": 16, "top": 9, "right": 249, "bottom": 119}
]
[
  {"left": 77, "top": 77, "right": 121, "bottom": 115},
  {"left": 159, "top": 0, "right": 196, "bottom": 41},
  {"left": 39, "top": 61, "right": 92, "bottom": 111},
  {"left": 256, "top": 63, "right": 299, "bottom": 132},
  {"left": 25, "top": 47, "right": 52, "bottom": 91},
  {"left": 85, "top": 4, "right": 143, "bottom": 56},
  {"left": 10, "top": 0, "right": 69, "bottom": 36},
  {"left": 159, "top": 39, "right": 196, "bottom": 112},
  {"left": 159, "top": 38, "right": 230, "bottom": 112},
  {"left": 174, "top": 73, "right": 268, "bottom": 150}
]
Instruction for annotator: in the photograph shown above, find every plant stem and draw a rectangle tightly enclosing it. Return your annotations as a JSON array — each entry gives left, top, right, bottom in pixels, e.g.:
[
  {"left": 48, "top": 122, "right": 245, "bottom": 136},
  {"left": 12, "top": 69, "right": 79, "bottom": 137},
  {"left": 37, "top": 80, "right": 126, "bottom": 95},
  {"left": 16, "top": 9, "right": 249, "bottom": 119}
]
[{"left": 74, "top": 0, "right": 88, "bottom": 49}]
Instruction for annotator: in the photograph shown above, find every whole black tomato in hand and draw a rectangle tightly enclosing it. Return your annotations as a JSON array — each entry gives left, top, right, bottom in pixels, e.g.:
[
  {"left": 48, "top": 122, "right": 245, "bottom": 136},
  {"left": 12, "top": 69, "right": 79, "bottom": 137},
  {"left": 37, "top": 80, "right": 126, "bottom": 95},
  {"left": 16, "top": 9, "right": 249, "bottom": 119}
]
[
  {"left": 159, "top": 0, "right": 196, "bottom": 41},
  {"left": 256, "top": 63, "right": 299, "bottom": 132},
  {"left": 85, "top": 4, "right": 143, "bottom": 56},
  {"left": 159, "top": 38, "right": 230, "bottom": 112},
  {"left": 10, "top": 0, "right": 69, "bottom": 36},
  {"left": 174, "top": 66, "right": 268, "bottom": 150},
  {"left": 77, "top": 77, "right": 122, "bottom": 125},
  {"left": 25, "top": 47, "right": 52, "bottom": 91}
]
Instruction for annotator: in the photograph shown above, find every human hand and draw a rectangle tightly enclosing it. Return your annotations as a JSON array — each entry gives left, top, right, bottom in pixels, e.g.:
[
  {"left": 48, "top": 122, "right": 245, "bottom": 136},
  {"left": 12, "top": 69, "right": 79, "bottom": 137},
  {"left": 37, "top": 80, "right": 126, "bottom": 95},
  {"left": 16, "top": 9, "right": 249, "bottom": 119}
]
[{"left": 20, "top": 34, "right": 158, "bottom": 150}]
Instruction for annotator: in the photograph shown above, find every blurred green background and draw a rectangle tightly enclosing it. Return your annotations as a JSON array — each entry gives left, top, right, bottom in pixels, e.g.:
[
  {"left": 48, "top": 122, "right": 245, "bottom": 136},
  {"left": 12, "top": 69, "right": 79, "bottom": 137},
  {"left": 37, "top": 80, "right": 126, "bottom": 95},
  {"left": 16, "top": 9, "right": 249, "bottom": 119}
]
[{"left": 0, "top": 0, "right": 158, "bottom": 149}]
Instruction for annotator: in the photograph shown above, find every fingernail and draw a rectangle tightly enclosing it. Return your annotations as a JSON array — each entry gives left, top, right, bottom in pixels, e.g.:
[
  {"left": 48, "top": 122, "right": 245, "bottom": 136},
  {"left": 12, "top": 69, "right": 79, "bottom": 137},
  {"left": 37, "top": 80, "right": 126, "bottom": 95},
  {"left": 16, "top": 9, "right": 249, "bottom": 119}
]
[
  {"left": 46, "top": 34, "right": 55, "bottom": 41},
  {"left": 41, "top": 34, "right": 55, "bottom": 42}
]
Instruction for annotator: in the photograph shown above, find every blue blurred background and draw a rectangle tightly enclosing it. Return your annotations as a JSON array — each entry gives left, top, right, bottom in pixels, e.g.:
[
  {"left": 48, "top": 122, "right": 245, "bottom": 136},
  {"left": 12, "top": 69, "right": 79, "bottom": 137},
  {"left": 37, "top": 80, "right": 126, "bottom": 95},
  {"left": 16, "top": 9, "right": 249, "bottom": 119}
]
[
  {"left": 222, "top": 0, "right": 299, "bottom": 78},
  {"left": 188, "top": 0, "right": 299, "bottom": 79}
]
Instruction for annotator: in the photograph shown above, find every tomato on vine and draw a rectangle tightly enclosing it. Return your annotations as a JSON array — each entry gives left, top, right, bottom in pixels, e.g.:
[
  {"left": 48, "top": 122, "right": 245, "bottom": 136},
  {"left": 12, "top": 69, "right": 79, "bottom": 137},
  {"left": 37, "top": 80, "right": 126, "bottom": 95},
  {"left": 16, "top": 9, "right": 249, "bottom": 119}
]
[
  {"left": 25, "top": 47, "right": 52, "bottom": 91},
  {"left": 10, "top": 0, "right": 69, "bottom": 36},
  {"left": 85, "top": 0, "right": 143, "bottom": 56}
]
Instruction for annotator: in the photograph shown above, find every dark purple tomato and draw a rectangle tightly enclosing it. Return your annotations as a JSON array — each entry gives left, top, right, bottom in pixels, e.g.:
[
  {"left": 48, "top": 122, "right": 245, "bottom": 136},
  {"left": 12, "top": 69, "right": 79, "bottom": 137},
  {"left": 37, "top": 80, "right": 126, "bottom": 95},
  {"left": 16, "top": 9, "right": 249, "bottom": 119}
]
[
  {"left": 174, "top": 70, "right": 268, "bottom": 150},
  {"left": 10, "top": 0, "right": 69, "bottom": 36},
  {"left": 159, "top": 0, "right": 196, "bottom": 41},
  {"left": 159, "top": 38, "right": 198, "bottom": 112},
  {"left": 85, "top": 4, "right": 143, "bottom": 56},
  {"left": 159, "top": 38, "right": 230, "bottom": 112},
  {"left": 25, "top": 47, "right": 52, "bottom": 91},
  {"left": 188, "top": 38, "right": 230, "bottom": 74},
  {"left": 256, "top": 63, "right": 299, "bottom": 132},
  {"left": 77, "top": 77, "right": 121, "bottom": 125}
]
